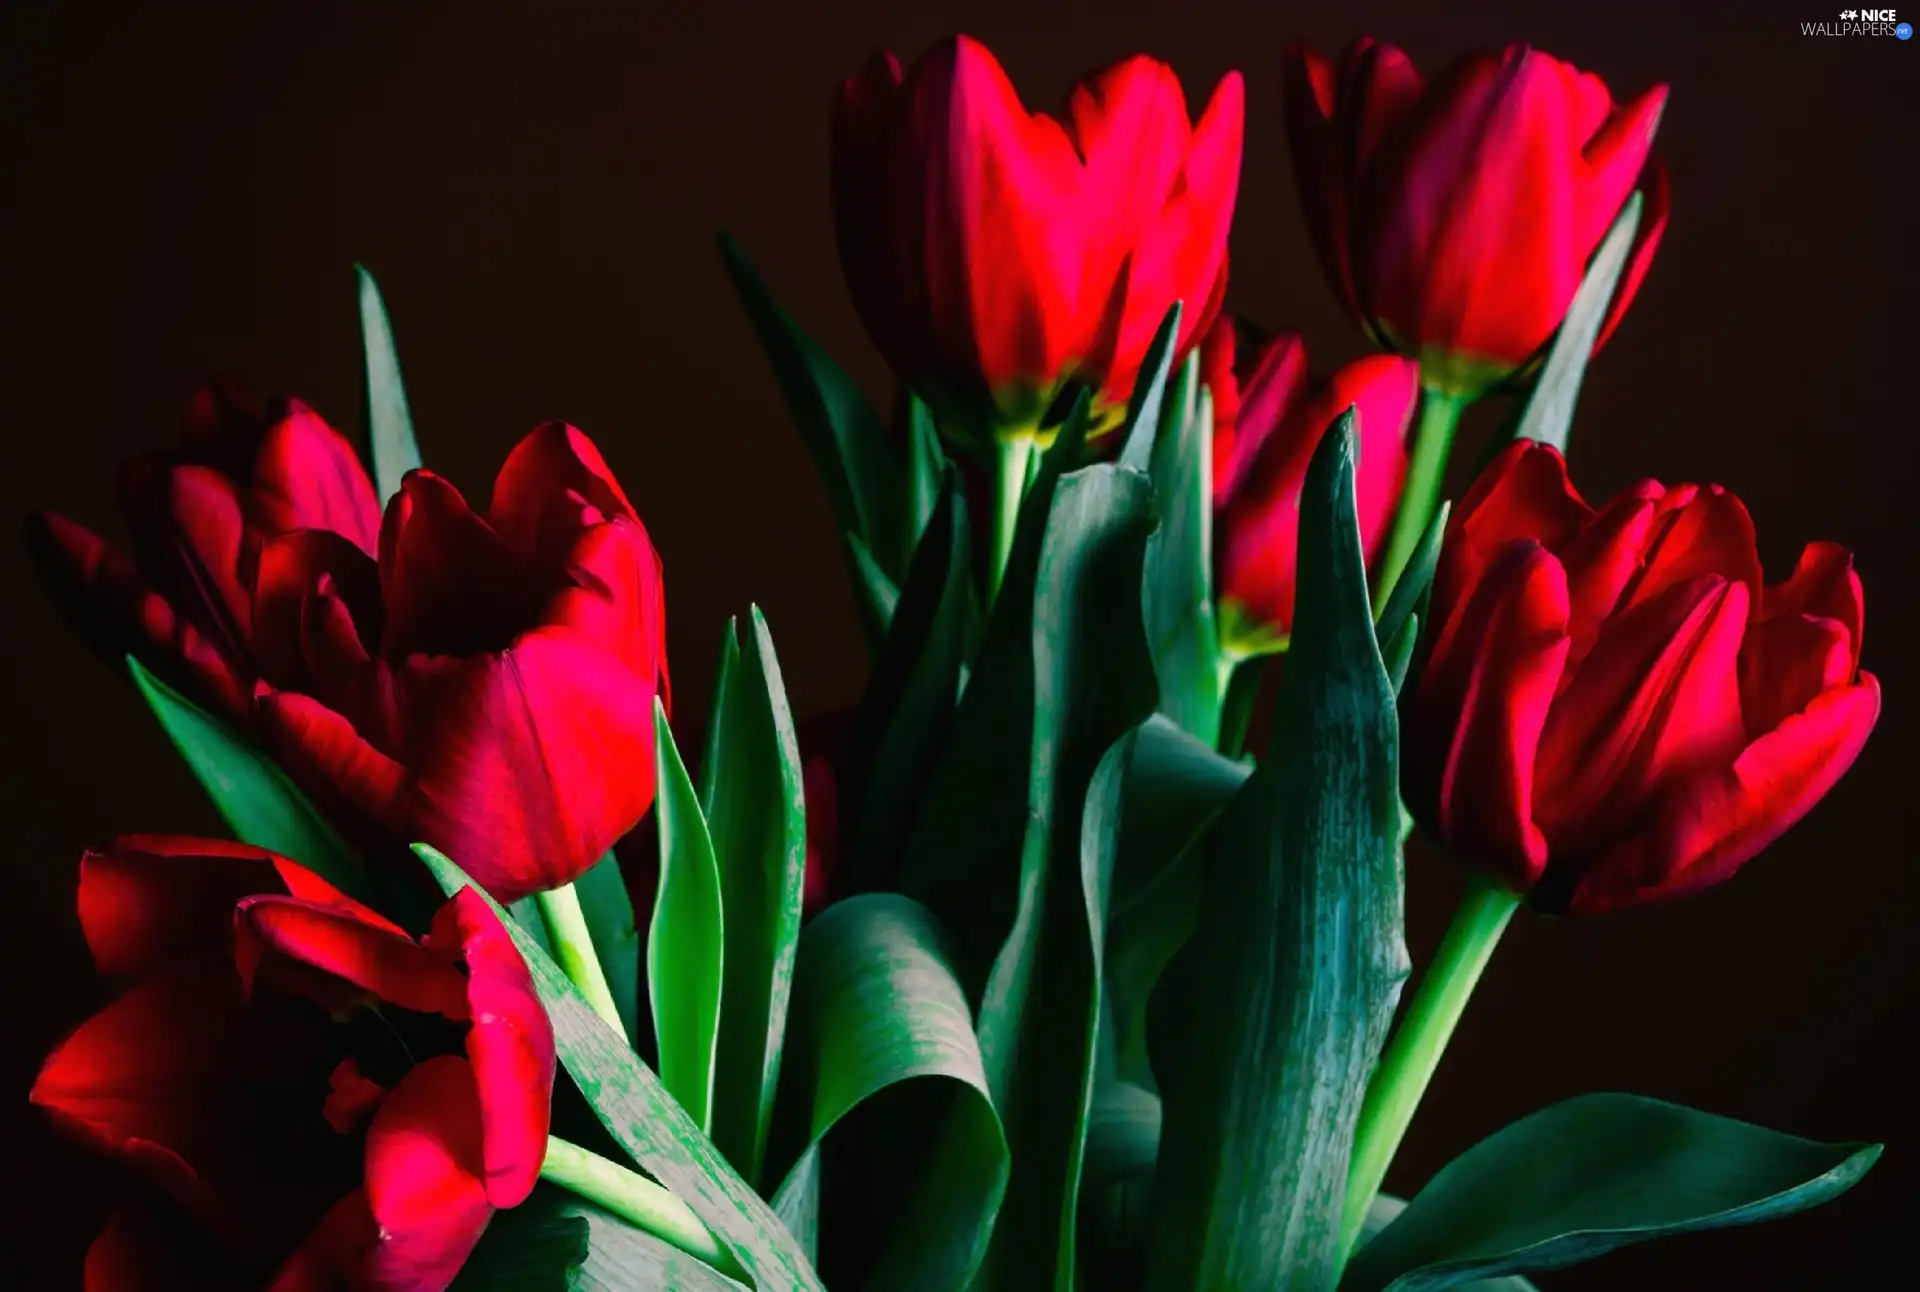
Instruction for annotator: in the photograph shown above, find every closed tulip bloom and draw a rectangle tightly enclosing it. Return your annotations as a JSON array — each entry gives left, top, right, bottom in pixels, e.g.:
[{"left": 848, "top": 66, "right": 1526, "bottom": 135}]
[
  {"left": 833, "top": 35, "right": 1244, "bottom": 446},
  {"left": 1208, "top": 317, "right": 1418, "bottom": 655},
  {"left": 33, "top": 835, "right": 555, "bottom": 1291},
  {"left": 1283, "top": 40, "right": 1669, "bottom": 398},
  {"left": 1403, "top": 443, "right": 1880, "bottom": 915}
]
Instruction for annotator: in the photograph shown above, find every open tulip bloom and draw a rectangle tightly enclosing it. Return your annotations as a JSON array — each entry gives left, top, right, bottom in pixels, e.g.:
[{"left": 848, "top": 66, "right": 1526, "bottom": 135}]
[{"left": 25, "top": 28, "right": 1884, "bottom": 1292}]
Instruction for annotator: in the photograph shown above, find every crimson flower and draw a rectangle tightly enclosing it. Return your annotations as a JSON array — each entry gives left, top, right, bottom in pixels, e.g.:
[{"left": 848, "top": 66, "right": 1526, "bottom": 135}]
[
  {"left": 1402, "top": 443, "right": 1880, "bottom": 915},
  {"left": 1283, "top": 39, "right": 1669, "bottom": 398},
  {"left": 32, "top": 835, "right": 555, "bottom": 1291},
  {"left": 1206, "top": 317, "right": 1419, "bottom": 654},
  {"left": 833, "top": 35, "right": 1243, "bottom": 445},
  {"left": 31, "top": 392, "right": 670, "bottom": 904}
]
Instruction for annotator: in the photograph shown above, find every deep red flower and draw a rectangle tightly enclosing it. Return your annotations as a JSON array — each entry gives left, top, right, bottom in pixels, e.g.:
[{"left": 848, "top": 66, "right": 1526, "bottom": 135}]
[
  {"left": 833, "top": 35, "right": 1243, "bottom": 445},
  {"left": 31, "top": 390, "right": 671, "bottom": 904},
  {"left": 1283, "top": 40, "right": 1669, "bottom": 397},
  {"left": 1402, "top": 443, "right": 1880, "bottom": 915},
  {"left": 796, "top": 707, "right": 855, "bottom": 917},
  {"left": 33, "top": 835, "right": 555, "bottom": 1292},
  {"left": 1207, "top": 317, "right": 1418, "bottom": 654}
]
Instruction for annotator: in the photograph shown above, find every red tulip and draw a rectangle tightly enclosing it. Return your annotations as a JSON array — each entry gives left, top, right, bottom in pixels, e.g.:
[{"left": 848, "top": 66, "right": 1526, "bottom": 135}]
[
  {"left": 33, "top": 835, "right": 555, "bottom": 1291},
  {"left": 249, "top": 422, "right": 670, "bottom": 902},
  {"left": 797, "top": 707, "right": 855, "bottom": 917},
  {"left": 1403, "top": 443, "right": 1880, "bottom": 915},
  {"left": 833, "top": 35, "right": 1243, "bottom": 444},
  {"left": 1283, "top": 40, "right": 1669, "bottom": 397},
  {"left": 1207, "top": 317, "right": 1419, "bottom": 654},
  {"left": 28, "top": 381, "right": 383, "bottom": 725}
]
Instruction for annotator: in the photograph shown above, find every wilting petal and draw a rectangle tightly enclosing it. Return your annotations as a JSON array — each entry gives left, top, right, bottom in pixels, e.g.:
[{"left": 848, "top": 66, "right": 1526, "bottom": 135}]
[
  {"left": 248, "top": 402, "right": 382, "bottom": 556},
  {"left": 425, "top": 890, "right": 554, "bottom": 1207},
  {"left": 400, "top": 629, "right": 658, "bottom": 902},
  {"left": 360, "top": 1057, "right": 495, "bottom": 1291},
  {"left": 378, "top": 473, "right": 535, "bottom": 659},
  {"left": 1568, "top": 675, "right": 1880, "bottom": 914},
  {"left": 1405, "top": 539, "right": 1571, "bottom": 891}
]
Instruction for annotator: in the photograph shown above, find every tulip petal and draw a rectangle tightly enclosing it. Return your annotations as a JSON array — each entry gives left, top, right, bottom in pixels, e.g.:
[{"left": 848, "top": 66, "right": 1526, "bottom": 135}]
[
  {"left": 1554, "top": 486, "right": 1661, "bottom": 669},
  {"left": 1407, "top": 538, "right": 1571, "bottom": 891},
  {"left": 25, "top": 512, "right": 251, "bottom": 722},
  {"left": 400, "top": 629, "right": 659, "bottom": 902},
  {"left": 1577, "top": 84, "right": 1667, "bottom": 252},
  {"left": 1616, "top": 484, "right": 1763, "bottom": 613},
  {"left": 235, "top": 896, "right": 470, "bottom": 1020},
  {"left": 1434, "top": 441, "right": 1590, "bottom": 627},
  {"left": 1739, "top": 611, "right": 1855, "bottom": 740},
  {"left": 253, "top": 690, "right": 409, "bottom": 844},
  {"left": 361, "top": 1057, "right": 495, "bottom": 1291},
  {"left": 1764, "top": 540, "right": 1863, "bottom": 671},
  {"left": 488, "top": 422, "right": 639, "bottom": 577},
  {"left": 1592, "top": 158, "right": 1669, "bottom": 353},
  {"left": 1281, "top": 43, "right": 1362, "bottom": 322},
  {"left": 377, "top": 472, "right": 535, "bottom": 659},
  {"left": 253, "top": 531, "right": 383, "bottom": 692},
  {"left": 85, "top": 1204, "right": 249, "bottom": 1292},
  {"left": 266, "top": 1190, "right": 378, "bottom": 1292},
  {"left": 322, "top": 1059, "right": 388, "bottom": 1135},
  {"left": 539, "top": 516, "right": 669, "bottom": 688},
  {"left": 1218, "top": 332, "right": 1310, "bottom": 501},
  {"left": 803, "top": 751, "right": 840, "bottom": 917},
  {"left": 248, "top": 401, "right": 383, "bottom": 557},
  {"left": 180, "top": 378, "right": 265, "bottom": 462},
  {"left": 122, "top": 461, "right": 257, "bottom": 671},
  {"left": 79, "top": 834, "right": 374, "bottom": 978},
  {"left": 425, "top": 890, "right": 555, "bottom": 1206},
  {"left": 1569, "top": 674, "right": 1880, "bottom": 915}
]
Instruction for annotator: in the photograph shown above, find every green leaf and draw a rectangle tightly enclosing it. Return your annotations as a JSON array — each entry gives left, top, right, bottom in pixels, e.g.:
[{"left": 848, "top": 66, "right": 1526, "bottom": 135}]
[
  {"left": 1117, "top": 302, "right": 1185, "bottom": 472},
  {"left": 1355, "top": 1198, "right": 1537, "bottom": 1292},
  {"left": 718, "top": 232, "right": 906, "bottom": 576},
  {"left": 973, "top": 465, "right": 1161, "bottom": 1288},
  {"left": 698, "top": 623, "right": 742, "bottom": 814},
  {"left": 450, "top": 1184, "right": 589, "bottom": 1292},
  {"left": 355, "top": 264, "right": 423, "bottom": 503},
  {"left": 649, "top": 698, "right": 725, "bottom": 1134},
  {"left": 906, "top": 392, "right": 948, "bottom": 553},
  {"left": 1341, "top": 1094, "right": 1881, "bottom": 1292},
  {"left": 703, "top": 608, "right": 808, "bottom": 1188},
  {"left": 415, "top": 845, "right": 825, "bottom": 1291},
  {"left": 842, "top": 468, "right": 972, "bottom": 894},
  {"left": 1496, "top": 193, "right": 1644, "bottom": 457},
  {"left": 766, "top": 894, "right": 1009, "bottom": 1291},
  {"left": 574, "top": 849, "right": 641, "bottom": 1048},
  {"left": 1144, "top": 411, "right": 1409, "bottom": 1291},
  {"left": 129, "top": 656, "right": 372, "bottom": 904},
  {"left": 1142, "top": 365, "right": 1220, "bottom": 744},
  {"left": 1082, "top": 1079, "right": 1162, "bottom": 1192},
  {"left": 1383, "top": 613, "right": 1419, "bottom": 699},
  {"left": 847, "top": 533, "right": 903, "bottom": 646},
  {"left": 567, "top": 1197, "right": 753, "bottom": 1292},
  {"left": 1374, "top": 502, "right": 1447, "bottom": 653}
]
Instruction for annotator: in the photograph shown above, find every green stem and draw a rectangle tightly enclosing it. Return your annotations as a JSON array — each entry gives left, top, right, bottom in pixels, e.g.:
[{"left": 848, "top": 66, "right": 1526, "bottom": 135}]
[
  {"left": 1373, "top": 387, "right": 1468, "bottom": 614},
  {"left": 540, "top": 1135, "right": 745, "bottom": 1277},
  {"left": 1335, "top": 873, "right": 1521, "bottom": 1270},
  {"left": 535, "top": 882, "right": 624, "bottom": 1035},
  {"left": 1215, "top": 652, "right": 1265, "bottom": 760},
  {"left": 987, "top": 434, "right": 1036, "bottom": 608}
]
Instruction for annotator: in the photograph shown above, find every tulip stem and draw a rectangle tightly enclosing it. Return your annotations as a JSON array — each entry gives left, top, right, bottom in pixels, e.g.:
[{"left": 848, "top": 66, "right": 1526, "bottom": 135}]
[
  {"left": 541, "top": 1135, "right": 745, "bottom": 1277},
  {"left": 987, "top": 435, "right": 1036, "bottom": 607},
  {"left": 1374, "top": 387, "right": 1468, "bottom": 614},
  {"left": 1216, "top": 652, "right": 1265, "bottom": 760},
  {"left": 1336, "top": 873, "right": 1521, "bottom": 1271},
  {"left": 534, "top": 882, "right": 625, "bottom": 1036}
]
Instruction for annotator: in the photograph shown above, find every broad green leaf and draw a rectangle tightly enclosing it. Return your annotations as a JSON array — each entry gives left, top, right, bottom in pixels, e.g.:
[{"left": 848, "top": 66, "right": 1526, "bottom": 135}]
[
  {"left": 454, "top": 1184, "right": 752, "bottom": 1291},
  {"left": 974, "top": 465, "right": 1161, "bottom": 1289},
  {"left": 847, "top": 533, "right": 903, "bottom": 647},
  {"left": 574, "top": 849, "right": 642, "bottom": 1048},
  {"left": 1145, "top": 412, "right": 1409, "bottom": 1291},
  {"left": 704, "top": 608, "right": 808, "bottom": 1188},
  {"left": 129, "top": 656, "right": 371, "bottom": 904},
  {"left": 508, "top": 896, "right": 558, "bottom": 960},
  {"left": 1341, "top": 1094, "right": 1881, "bottom": 1292},
  {"left": 1143, "top": 369, "right": 1220, "bottom": 743},
  {"left": 1495, "top": 193, "right": 1644, "bottom": 457},
  {"left": 1081, "top": 1080, "right": 1162, "bottom": 1192},
  {"left": 569, "top": 1197, "right": 752, "bottom": 1292},
  {"left": 841, "top": 469, "right": 971, "bottom": 894},
  {"left": 1355, "top": 1198, "right": 1537, "bottom": 1292},
  {"left": 416, "top": 846, "right": 825, "bottom": 1291},
  {"left": 896, "top": 396, "right": 1095, "bottom": 998},
  {"left": 906, "top": 392, "right": 947, "bottom": 553},
  {"left": 718, "top": 233, "right": 907, "bottom": 576},
  {"left": 355, "top": 264, "right": 422, "bottom": 503},
  {"left": 765, "top": 895, "right": 1008, "bottom": 1291},
  {"left": 1117, "top": 301, "right": 1185, "bottom": 472},
  {"left": 650, "top": 698, "right": 724, "bottom": 1133}
]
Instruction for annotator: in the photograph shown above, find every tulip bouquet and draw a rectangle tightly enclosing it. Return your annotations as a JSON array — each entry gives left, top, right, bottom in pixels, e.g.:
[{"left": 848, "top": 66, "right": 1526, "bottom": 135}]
[{"left": 23, "top": 29, "right": 1884, "bottom": 1292}]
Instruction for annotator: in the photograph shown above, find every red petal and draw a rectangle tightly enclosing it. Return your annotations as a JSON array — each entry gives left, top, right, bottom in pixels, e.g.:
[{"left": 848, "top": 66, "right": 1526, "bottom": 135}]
[
  {"left": 1592, "top": 158, "right": 1669, "bottom": 354},
  {"left": 85, "top": 1204, "right": 249, "bottom": 1292},
  {"left": 1217, "top": 331, "right": 1310, "bottom": 501},
  {"left": 1337, "top": 38, "right": 1427, "bottom": 178},
  {"left": 1434, "top": 441, "right": 1591, "bottom": 629},
  {"left": 253, "top": 690, "right": 409, "bottom": 844},
  {"left": 1614, "top": 483, "right": 1763, "bottom": 614},
  {"left": 1281, "top": 43, "right": 1363, "bottom": 324},
  {"left": 1533, "top": 575, "right": 1750, "bottom": 862},
  {"left": 79, "top": 834, "right": 366, "bottom": 978},
  {"left": 25, "top": 512, "right": 251, "bottom": 722},
  {"left": 425, "top": 890, "right": 555, "bottom": 1206},
  {"left": 180, "top": 378, "right": 266, "bottom": 460},
  {"left": 322, "top": 1059, "right": 388, "bottom": 1136},
  {"left": 1739, "top": 611, "right": 1854, "bottom": 740},
  {"left": 399, "top": 630, "right": 658, "bottom": 902},
  {"left": 234, "top": 896, "right": 469, "bottom": 1020},
  {"left": 538, "top": 516, "right": 669, "bottom": 688},
  {"left": 266, "top": 1190, "right": 377, "bottom": 1292},
  {"left": 1405, "top": 538, "right": 1571, "bottom": 892},
  {"left": 247, "top": 401, "right": 383, "bottom": 556},
  {"left": 123, "top": 462, "right": 257, "bottom": 672},
  {"left": 1763, "top": 540, "right": 1863, "bottom": 673},
  {"left": 377, "top": 472, "right": 534, "bottom": 659},
  {"left": 488, "top": 422, "right": 639, "bottom": 577},
  {"left": 252, "top": 531, "right": 382, "bottom": 692},
  {"left": 803, "top": 753, "right": 841, "bottom": 918},
  {"left": 1553, "top": 485, "right": 1662, "bottom": 670},
  {"left": 1576, "top": 84, "right": 1667, "bottom": 251},
  {"left": 1569, "top": 674, "right": 1880, "bottom": 914},
  {"left": 361, "top": 1058, "right": 495, "bottom": 1291}
]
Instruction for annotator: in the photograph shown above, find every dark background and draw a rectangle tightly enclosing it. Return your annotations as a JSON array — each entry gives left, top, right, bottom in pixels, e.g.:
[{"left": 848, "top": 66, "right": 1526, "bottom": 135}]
[{"left": 1, "top": 0, "right": 1912, "bottom": 1285}]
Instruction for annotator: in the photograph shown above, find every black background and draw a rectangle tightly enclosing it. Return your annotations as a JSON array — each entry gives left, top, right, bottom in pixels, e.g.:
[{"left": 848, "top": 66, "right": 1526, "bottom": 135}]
[{"left": 1, "top": 1, "right": 1913, "bottom": 1286}]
